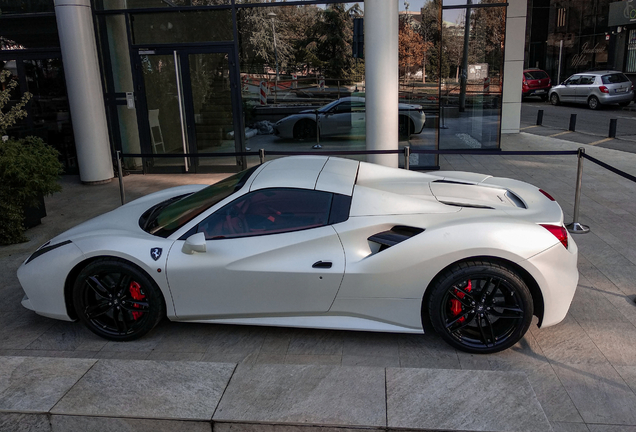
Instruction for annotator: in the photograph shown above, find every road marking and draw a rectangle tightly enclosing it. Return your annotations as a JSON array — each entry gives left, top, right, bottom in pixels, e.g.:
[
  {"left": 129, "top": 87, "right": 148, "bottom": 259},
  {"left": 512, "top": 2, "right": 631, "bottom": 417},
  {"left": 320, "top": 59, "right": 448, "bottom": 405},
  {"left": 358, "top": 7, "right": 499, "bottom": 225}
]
[
  {"left": 588, "top": 137, "right": 614, "bottom": 146},
  {"left": 549, "top": 131, "right": 573, "bottom": 137},
  {"left": 520, "top": 125, "right": 539, "bottom": 130},
  {"left": 617, "top": 116, "right": 636, "bottom": 121}
]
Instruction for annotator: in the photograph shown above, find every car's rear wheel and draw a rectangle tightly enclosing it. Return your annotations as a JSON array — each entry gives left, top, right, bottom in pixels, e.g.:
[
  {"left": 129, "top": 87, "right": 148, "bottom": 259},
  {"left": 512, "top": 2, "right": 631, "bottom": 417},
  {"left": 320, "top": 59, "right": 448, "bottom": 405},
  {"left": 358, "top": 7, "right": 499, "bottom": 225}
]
[
  {"left": 293, "top": 119, "right": 317, "bottom": 140},
  {"left": 398, "top": 116, "right": 415, "bottom": 139},
  {"left": 588, "top": 96, "right": 600, "bottom": 110},
  {"left": 550, "top": 93, "right": 560, "bottom": 106},
  {"left": 427, "top": 260, "right": 533, "bottom": 354},
  {"left": 73, "top": 258, "right": 165, "bottom": 341}
]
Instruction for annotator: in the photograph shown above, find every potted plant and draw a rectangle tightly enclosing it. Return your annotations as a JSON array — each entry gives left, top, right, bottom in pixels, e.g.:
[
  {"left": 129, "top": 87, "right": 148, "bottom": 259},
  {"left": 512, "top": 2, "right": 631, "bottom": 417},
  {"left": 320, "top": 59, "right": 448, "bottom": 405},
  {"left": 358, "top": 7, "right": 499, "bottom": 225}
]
[{"left": 0, "top": 69, "right": 63, "bottom": 245}]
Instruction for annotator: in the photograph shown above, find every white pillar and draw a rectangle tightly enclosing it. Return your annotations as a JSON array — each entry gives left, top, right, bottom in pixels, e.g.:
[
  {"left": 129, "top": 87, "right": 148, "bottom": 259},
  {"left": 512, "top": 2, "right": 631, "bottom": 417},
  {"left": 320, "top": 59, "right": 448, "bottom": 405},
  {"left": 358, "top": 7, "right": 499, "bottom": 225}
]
[
  {"left": 364, "top": 0, "right": 399, "bottom": 167},
  {"left": 55, "top": 0, "right": 113, "bottom": 183},
  {"left": 501, "top": 0, "right": 527, "bottom": 134}
]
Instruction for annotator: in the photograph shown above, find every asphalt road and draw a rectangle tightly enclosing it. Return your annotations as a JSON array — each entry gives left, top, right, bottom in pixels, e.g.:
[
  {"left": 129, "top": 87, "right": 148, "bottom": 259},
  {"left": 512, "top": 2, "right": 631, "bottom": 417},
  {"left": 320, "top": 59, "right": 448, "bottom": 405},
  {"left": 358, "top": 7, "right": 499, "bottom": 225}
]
[{"left": 520, "top": 97, "right": 636, "bottom": 152}]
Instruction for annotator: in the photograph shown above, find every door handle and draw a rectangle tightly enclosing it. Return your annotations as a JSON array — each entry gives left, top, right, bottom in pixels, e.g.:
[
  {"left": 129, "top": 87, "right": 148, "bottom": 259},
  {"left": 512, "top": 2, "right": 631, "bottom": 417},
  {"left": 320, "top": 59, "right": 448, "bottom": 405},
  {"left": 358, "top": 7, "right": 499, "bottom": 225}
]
[{"left": 312, "top": 261, "right": 332, "bottom": 269}]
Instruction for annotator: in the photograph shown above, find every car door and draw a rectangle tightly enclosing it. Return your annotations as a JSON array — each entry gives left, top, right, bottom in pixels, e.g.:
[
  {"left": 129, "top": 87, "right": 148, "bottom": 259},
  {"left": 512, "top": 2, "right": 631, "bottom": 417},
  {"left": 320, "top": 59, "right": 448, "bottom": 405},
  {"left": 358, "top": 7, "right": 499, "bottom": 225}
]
[
  {"left": 560, "top": 75, "right": 580, "bottom": 102},
  {"left": 166, "top": 188, "right": 346, "bottom": 319},
  {"left": 320, "top": 101, "right": 352, "bottom": 136},
  {"left": 576, "top": 75, "right": 596, "bottom": 103}
]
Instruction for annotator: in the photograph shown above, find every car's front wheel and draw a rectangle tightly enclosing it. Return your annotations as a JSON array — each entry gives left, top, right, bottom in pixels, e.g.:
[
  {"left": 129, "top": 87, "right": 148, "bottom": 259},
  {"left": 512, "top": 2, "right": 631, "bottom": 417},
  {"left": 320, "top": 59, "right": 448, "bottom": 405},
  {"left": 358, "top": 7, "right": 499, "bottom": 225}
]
[
  {"left": 293, "top": 119, "right": 317, "bottom": 140},
  {"left": 550, "top": 93, "right": 560, "bottom": 106},
  {"left": 588, "top": 96, "right": 600, "bottom": 110},
  {"left": 73, "top": 258, "right": 165, "bottom": 341},
  {"left": 427, "top": 260, "right": 533, "bottom": 354}
]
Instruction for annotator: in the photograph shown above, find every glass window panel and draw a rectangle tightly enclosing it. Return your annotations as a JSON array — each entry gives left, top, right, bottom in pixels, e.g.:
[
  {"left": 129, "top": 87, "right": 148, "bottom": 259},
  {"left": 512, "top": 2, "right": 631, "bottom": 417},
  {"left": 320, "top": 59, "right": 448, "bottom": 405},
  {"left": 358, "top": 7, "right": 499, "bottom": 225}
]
[
  {"left": 131, "top": 10, "right": 232, "bottom": 45},
  {"left": 237, "top": 3, "right": 366, "bottom": 161},
  {"left": 0, "top": 16, "right": 59, "bottom": 50},
  {"left": 102, "top": 15, "right": 135, "bottom": 93},
  {"left": 443, "top": 0, "right": 506, "bottom": 6},
  {"left": 96, "top": 0, "right": 229, "bottom": 11},
  {"left": 399, "top": 0, "right": 439, "bottom": 168},
  {"left": 0, "top": 0, "right": 54, "bottom": 14},
  {"left": 439, "top": 4, "right": 504, "bottom": 150}
]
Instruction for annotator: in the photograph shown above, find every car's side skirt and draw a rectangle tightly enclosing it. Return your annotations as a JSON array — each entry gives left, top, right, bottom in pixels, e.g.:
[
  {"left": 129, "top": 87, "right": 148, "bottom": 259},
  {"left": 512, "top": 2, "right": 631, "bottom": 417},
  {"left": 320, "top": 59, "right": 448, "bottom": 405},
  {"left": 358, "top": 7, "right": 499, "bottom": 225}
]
[{"left": 172, "top": 315, "right": 424, "bottom": 334}]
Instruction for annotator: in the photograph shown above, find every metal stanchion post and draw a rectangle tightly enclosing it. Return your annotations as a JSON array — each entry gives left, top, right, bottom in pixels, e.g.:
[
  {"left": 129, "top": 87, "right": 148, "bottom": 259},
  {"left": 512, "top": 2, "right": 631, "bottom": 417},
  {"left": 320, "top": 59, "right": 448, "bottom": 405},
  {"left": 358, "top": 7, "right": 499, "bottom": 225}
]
[
  {"left": 116, "top": 151, "right": 125, "bottom": 206},
  {"left": 404, "top": 146, "right": 411, "bottom": 170},
  {"left": 259, "top": 148, "right": 265, "bottom": 164},
  {"left": 536, "top": 109, "right": 544, "bottom": 126},
  {"left": 439, "top": 96, "right": 448, "bottom": 129},
  {"left": 313, "top": 110, "right": 321, "bottom": 149},
  {"left": 566, "top": 147, "right": 590, "bottom": 234}
]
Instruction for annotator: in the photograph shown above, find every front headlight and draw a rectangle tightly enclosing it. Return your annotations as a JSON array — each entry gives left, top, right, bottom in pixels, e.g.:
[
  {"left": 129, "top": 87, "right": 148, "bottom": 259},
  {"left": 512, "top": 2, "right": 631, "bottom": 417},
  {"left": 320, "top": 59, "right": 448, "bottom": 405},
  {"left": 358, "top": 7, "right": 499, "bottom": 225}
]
[{"left": 25, "top": 240, "right": 72, "bottom": 264}]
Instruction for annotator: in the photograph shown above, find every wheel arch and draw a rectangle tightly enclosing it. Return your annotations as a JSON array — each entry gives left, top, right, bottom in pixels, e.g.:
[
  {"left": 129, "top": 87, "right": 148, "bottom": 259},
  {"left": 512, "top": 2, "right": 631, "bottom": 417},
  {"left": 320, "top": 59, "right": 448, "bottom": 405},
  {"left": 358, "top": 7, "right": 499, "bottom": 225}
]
[
  {"left": 64, "top": 255, "right": 168, "bottom": 321},
  {"left": 420, "top": 255, "right": 545, "bottom": 331}
]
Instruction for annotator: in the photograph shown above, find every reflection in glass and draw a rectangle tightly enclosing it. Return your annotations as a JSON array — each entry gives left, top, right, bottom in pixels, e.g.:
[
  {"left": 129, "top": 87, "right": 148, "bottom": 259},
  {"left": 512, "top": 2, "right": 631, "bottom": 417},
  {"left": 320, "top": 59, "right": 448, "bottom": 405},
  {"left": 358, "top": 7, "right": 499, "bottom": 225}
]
[
  {"left": 439, "top": 4, "right": 505, "bottom": 150},
  {"left": 131, "top": 10, "right": 232, "bottom": 45},
  {"left": 97, "top": 0, "right": 228, "bottom": 10},
  {"left": 0, "top": 16, "right": 59, "bottom": 50},
  {"left": 0, "top": 0, "right": 54, "bottom": 14},
  {"left": 399, "top": 0, "right": 439, "bottom": 168}
]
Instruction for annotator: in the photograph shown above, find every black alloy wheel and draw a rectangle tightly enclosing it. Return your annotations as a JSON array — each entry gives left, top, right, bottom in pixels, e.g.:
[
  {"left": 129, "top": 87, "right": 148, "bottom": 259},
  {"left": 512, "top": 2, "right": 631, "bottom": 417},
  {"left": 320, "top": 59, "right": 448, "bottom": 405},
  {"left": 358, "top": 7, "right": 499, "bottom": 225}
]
[
  {"left": 428, "top": 260, "right": 533, "bottom": 354},
  {"left": 73, "top": 258, "right": 165, "bottom": 341},
  {"left": 398, "top": 116, "right": 414, "bottom": 139},
  {"left": 293, "top": 119, "right": 317, "bottom": 140},
  {"left": 550, "top": 93, "right": 560, "bottom": 106}
]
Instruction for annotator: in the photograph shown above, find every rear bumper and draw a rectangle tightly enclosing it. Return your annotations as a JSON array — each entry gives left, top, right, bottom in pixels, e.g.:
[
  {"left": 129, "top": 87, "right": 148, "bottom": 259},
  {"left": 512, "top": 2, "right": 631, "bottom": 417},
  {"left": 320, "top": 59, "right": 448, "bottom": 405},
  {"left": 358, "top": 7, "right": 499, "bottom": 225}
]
[
  {"left": 522, "top": 237, "right": 579, "bottom": 328},
  {"left": 599, "top": 91, "right": 634, "bottom": 104}
]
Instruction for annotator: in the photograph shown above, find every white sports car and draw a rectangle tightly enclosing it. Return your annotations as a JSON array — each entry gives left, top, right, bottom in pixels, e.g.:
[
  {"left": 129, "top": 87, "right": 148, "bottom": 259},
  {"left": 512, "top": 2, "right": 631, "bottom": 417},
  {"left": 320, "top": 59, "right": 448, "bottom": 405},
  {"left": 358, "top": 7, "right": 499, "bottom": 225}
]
[
  {"left": 273, "top": 96, "right": 426, "bottom": 140},
  {"left": 17, "top": 156, "right": 578, "bottom": 354}
]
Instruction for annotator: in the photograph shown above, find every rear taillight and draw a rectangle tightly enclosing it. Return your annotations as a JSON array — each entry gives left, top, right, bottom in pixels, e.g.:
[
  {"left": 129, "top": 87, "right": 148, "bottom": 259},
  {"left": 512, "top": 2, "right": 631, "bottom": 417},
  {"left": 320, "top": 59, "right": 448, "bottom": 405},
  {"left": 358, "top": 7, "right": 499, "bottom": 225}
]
[
  {"left": 539, "top": 189, "right": 555, "bottom": 201},
  {"left": 540, "top": 224, "right": 568, "bottom": 249},
  {"left": 548, "top": 79, "right": 551, "bottom": 86},
  {"left": 523, "top": 80, "right": 527, "bottom": 86},
  {"left": 599, "top": 86, "right": 609, "bottom": 94}
]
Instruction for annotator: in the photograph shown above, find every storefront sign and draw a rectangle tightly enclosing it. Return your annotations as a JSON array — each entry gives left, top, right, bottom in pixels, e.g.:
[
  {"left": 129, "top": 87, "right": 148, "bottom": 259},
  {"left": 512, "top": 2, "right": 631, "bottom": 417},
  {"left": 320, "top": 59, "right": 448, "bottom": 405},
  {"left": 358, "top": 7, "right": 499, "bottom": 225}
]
[
  {"left": 609, "top": 0, "right": 636, "bottom": 27},
  {"left": 571, "top": 42, "right": 606, "bottom": 67}
]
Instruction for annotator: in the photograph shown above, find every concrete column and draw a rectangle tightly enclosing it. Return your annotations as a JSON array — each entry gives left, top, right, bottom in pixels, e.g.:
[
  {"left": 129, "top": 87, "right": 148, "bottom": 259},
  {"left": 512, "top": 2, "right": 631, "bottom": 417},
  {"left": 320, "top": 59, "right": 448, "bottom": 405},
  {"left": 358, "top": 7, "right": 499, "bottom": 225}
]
[
  {"left": 364, "top": 0, "right": 399, "bottom": 167},
  {"left": 55, "top": 0, "right": 113, "bottom": 183},
  {"left": 501, "top": 0, "right": 527, "bottom": 134}
]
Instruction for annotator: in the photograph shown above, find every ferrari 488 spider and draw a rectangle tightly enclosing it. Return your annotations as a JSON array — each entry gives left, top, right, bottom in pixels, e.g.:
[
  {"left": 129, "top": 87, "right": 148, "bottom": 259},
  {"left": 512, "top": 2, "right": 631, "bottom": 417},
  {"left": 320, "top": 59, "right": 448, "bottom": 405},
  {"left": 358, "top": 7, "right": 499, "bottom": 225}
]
[{"left": 18, "top": 156, "right": 578, "bottom": 353}]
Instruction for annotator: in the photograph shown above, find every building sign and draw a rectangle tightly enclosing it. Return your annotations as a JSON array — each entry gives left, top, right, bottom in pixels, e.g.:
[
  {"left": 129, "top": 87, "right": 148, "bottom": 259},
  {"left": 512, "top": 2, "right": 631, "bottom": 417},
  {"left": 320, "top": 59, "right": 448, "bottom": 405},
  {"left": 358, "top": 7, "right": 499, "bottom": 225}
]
[
  {"left": 571, "top": 42, "right": 607, "bottom": 67},
  {"left": 609, "top": 0, "right": 636, "bottom": 27}
]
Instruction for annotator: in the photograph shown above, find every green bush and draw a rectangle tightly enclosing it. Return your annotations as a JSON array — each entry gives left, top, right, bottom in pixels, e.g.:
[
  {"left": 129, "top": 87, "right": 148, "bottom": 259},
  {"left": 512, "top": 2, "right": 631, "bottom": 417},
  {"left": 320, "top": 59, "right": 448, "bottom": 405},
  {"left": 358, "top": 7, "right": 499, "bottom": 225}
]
[{"left": 0, "top": 137, "right": 64, "bottom": 244}]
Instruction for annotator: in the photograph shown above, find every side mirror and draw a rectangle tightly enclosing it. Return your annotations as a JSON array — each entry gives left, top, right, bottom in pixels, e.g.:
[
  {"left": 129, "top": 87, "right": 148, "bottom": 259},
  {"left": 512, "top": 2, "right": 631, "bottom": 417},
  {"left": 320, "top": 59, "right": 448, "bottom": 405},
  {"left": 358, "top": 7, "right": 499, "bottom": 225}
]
[{"left": 182, "top": 232, "right": 207, "bottom": 254}]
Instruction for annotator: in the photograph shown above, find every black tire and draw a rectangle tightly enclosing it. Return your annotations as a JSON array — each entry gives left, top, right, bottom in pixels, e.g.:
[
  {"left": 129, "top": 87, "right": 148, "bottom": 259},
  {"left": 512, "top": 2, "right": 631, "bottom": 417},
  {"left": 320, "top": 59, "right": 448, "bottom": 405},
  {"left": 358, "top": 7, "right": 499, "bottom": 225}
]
[
  {"left": 398, "top": 116, "right": 415, "bottom": 139},
  {"left": 550, "top": 93, "right": 560, "bottom": 106},
  {"left": 588, "top": 96, "right": 600, "bottom": 110},
  {"left": 73, "top": 258, "right": 165, "bottom": 341},
  {"left": 293, "top": 119, "right": 317, "bottom": 140},
  {"left": 427, "top": 260, "right": 533, "bottom": 354},
  {"left": 540, "top": 94, "right": 548, "bottom": 101}
]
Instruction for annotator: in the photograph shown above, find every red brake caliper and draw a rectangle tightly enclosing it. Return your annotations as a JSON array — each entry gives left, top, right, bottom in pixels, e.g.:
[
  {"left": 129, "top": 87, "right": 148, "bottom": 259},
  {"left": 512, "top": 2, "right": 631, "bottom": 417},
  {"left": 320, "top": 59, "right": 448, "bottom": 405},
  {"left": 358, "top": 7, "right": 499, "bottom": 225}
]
[
  {"left": 450, "top": 280, "right": 472, "bottom": 322},
  {"left": 129, "top": 281, "right": 145, "bottom": 320}
]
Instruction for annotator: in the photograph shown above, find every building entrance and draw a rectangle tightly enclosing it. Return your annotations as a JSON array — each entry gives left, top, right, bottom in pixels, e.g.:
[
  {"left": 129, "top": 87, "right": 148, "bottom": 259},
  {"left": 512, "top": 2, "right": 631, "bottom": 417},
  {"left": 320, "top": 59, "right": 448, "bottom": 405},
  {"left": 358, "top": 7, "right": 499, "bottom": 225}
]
[{"left": 135, "top": 46, "right": 244, "bottom": 173}]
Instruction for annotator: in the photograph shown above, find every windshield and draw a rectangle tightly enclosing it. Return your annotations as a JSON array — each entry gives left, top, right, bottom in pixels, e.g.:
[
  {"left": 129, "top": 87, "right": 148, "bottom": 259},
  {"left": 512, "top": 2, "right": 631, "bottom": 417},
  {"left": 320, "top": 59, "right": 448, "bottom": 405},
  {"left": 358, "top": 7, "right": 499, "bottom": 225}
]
[
  {"left": 147, "top": 166, "right": 258, "bottom": 237},
  {"left": 524, "top": 70, "right": 548, "bottom": 80},
  {"left": 317, "top": 99, "right": 343, "bottom": 113}
]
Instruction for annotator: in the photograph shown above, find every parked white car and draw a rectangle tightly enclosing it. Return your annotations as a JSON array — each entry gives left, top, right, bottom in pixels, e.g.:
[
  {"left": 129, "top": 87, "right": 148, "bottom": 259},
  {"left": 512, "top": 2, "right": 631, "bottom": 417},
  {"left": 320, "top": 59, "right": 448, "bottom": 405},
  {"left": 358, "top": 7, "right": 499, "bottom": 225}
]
[
  {"left": 18, "top": 156, "right": 578, "bottom": 354},
  {"left": 273, "top": 96, "right": 426, "bottom": 140}
]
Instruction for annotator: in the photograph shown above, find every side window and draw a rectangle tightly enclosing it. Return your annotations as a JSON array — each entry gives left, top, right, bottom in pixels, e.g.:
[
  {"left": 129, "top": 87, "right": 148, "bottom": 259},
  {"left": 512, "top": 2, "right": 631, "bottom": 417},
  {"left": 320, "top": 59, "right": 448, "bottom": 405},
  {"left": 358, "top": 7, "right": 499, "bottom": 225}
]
[
  {"left": 579, "top": 76, "right": 595, "bottom": 85},
  {"left": 197, "top": 189, "right": 334, "bottom": 239},
  {"left": 565, "top": 76, "right": 580, "bottom": 85},
  {"left": 333, "top": 102, "right": 351, "bottom": 114}
]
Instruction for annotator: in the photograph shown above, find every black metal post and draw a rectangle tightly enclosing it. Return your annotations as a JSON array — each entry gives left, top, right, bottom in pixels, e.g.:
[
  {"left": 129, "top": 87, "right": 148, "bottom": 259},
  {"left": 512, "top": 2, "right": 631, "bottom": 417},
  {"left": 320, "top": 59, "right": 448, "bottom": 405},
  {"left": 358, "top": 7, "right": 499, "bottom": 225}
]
[
  {"left": 569, "top": 114, "right": 577, "bottom": 132},
  {"left": 404, "top": 146, "right": 411, "bottom": 170},
  {"left": 609, "top": 119, "right": 617, "bottom": 138},
  {"left": 117, "top": 151, "right": 125, "bottom": 205},
  {"left": 536, "top": 109, "right": 544, "bottom": 126}
]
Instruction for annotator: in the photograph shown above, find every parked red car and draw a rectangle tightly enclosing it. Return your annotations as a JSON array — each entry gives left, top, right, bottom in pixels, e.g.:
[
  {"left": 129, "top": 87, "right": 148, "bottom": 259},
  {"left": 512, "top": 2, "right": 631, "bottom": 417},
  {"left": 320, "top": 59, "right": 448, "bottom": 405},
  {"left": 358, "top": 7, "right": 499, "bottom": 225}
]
[{"left": 522, "top": 68, "right": 552, "bottom": 100}]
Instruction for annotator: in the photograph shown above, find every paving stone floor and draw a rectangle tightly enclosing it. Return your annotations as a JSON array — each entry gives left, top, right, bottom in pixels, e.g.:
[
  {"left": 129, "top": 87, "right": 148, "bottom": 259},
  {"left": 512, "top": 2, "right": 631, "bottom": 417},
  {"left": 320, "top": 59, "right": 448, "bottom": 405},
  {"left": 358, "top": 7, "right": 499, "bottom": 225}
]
[{"left": 2, "top": 133, "right": 636, "bottom": 431}]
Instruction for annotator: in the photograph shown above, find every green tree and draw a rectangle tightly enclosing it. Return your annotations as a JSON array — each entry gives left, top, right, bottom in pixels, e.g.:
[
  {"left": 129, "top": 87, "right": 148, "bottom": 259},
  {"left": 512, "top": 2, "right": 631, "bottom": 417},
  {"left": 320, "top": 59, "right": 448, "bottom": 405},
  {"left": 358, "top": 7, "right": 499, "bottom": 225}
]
[{"left": 311, "top": 4, "right": 355, "bottom": 80}]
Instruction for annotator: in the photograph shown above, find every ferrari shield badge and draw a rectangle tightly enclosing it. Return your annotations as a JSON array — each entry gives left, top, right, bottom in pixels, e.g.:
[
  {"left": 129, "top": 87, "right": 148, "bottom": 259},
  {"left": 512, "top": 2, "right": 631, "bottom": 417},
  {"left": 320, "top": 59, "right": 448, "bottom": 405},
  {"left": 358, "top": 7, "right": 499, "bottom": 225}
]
[{"left": 150, "top": 247, "right": 162, "bottom": 261}]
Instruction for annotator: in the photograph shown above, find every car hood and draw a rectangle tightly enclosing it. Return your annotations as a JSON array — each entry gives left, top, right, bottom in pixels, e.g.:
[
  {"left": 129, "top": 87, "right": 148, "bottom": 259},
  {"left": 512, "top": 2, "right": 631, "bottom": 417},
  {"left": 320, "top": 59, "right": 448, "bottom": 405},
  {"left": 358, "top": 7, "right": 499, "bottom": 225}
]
[{"left": 47, "top": 185, "right": 206, "bottom": 244}]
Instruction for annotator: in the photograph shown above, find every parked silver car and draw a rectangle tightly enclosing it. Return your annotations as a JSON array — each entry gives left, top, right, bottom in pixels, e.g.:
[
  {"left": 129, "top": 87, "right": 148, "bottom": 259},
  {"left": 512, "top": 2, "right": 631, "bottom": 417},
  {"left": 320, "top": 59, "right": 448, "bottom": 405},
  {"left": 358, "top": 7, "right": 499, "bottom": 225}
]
[{"left": 549, "top": 71, "right": 634, "bottom": 110}]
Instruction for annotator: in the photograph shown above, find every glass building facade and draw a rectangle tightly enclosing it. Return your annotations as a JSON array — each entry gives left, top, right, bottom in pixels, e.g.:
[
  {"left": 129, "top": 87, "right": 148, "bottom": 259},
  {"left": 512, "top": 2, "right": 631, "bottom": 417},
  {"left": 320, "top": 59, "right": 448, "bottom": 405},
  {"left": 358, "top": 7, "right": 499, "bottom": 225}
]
[{"left": 1, "top": 0, "right": 509, "bottom": 174}]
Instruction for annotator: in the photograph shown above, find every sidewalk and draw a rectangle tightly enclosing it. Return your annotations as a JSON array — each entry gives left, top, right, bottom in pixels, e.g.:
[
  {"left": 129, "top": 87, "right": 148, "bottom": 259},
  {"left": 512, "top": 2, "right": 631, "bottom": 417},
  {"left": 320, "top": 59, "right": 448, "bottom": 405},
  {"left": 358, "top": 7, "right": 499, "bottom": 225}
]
[{"left": 2, "top": 132, "right": 636, "bottom": 431}]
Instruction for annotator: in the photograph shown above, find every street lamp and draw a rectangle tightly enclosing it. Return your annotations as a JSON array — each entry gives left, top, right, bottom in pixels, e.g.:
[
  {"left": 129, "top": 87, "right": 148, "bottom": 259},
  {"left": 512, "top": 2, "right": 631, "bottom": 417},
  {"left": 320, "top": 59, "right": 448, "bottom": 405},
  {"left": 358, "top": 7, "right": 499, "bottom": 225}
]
[{"left": 268, "top": 12, "right": 279, "bottom": 103}]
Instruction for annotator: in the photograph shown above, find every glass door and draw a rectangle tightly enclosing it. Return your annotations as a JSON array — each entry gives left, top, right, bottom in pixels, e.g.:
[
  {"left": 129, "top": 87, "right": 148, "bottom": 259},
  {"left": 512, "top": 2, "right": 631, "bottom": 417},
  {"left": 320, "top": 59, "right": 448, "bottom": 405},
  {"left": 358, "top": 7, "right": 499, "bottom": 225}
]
[{"left": 136, "top": 47, "right": 243, "bottom": 173}]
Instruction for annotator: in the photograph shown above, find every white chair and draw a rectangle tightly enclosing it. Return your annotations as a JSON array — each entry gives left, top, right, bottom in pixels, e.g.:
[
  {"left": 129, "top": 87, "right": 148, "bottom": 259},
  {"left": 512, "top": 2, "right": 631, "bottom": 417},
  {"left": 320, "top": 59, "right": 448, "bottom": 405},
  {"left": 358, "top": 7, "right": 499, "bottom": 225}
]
[{"left": 148, "top": 109, "right": 165, "bottom": 154}]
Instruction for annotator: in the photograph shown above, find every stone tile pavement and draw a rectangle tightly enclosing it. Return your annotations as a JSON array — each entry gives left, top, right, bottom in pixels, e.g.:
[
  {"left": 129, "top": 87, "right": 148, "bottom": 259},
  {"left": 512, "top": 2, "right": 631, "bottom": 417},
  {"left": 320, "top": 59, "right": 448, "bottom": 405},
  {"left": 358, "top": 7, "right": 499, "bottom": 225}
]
[{"left": 1, "top": 132, "right": 636, "bottom": 431}]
